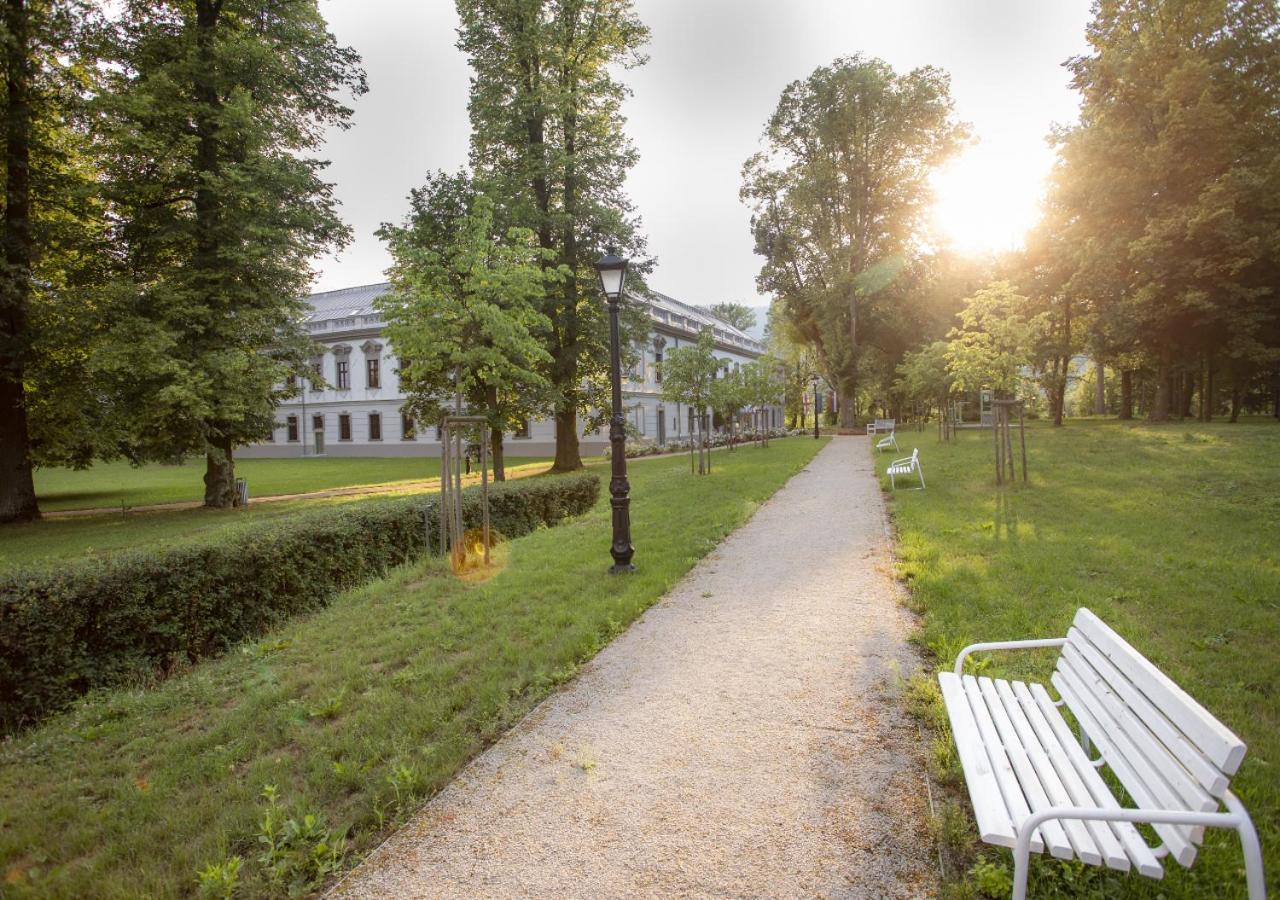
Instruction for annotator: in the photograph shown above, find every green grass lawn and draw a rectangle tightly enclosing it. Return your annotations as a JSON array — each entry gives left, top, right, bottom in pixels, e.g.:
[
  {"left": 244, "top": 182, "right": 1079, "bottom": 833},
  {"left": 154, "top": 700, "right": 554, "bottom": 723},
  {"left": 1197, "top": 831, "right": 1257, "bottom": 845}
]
[
  {"left": 880, "top": 418, "right": 1279, "bottom": 898},
  {"left": 0, "top": 437, "right": 826, "bottom": 898},
  {"left": 4, "top": 459, "right": 553, "bottom": 569},
  {"left": 32, "top": 455, "right": 551, "bottom": 512}
]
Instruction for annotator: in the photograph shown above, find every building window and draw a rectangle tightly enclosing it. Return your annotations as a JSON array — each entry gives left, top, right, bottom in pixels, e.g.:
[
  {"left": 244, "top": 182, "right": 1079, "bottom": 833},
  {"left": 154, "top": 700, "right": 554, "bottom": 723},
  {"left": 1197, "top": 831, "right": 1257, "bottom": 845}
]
[
  {"left": 369, "top": 412, "right": 382, "bottom": 441},
  {"left": 335, "top": 359, "right": 350, "bottom": 390},
  {"left": 655, "top": 349, "right": 663, "bottom": 383},
  {"left": 286, "top": 373, "right": 297, "bottom": 392},
  {"left": 367, "top": 358, "right": 381, "bottom": 389},
  {"left": 435, "top": 424, "right": 443, "bottom": 441},
  {"left": 514, "top": 418, "right": 530, "bottom": 439},
  {"left": 401, "top": 414, "right": 416, "bottom": 440},
  {"left": 312, "top": 414, "right": 324, "bottom": 433},
  {"left": 311, "top": 358, "right": 323, "bottom": 386},
  {"left": 287, "top": 415, "right": 299, "bottom": 442},
  {"left": 339, "top": 413, "right": 351, "bottom": 441},
  {"left": 266, "top": 427, "right": 275, "bottom": 442},
  {"left": 632, "top": 405, "right": 645, "bottom": 435}
]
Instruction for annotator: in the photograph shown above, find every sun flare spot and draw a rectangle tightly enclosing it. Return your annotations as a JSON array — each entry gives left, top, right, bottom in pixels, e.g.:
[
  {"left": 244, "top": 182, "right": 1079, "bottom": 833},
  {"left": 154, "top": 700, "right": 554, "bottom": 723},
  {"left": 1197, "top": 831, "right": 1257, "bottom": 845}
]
[{"left": 929, "top": 143, "right": 1051, "bottom": 256}]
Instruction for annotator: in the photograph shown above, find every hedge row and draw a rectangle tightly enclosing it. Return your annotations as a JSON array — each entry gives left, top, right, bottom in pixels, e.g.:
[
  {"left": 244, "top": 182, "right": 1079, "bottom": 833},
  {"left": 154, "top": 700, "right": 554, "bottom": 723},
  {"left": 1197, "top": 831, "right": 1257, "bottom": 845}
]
[{"left": 0, "top": 472, "right": 600, "bottom": 732}]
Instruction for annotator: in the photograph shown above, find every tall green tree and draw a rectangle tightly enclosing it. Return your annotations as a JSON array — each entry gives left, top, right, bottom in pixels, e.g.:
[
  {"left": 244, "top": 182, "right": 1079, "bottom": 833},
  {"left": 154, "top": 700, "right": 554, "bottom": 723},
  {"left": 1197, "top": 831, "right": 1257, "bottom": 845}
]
[
  {"left": 92, "top": 0, "right": 365, "bottom": 507},
  {"left": 456, "top": 0, "right": 652, "bottom": 472},
  {"left": 0, "top": 0, "right": 105, "bottom": 523},
  {"left": 378, "top": 173, "right": 554, "bottom": 481},
  {"left": 742, "top": 55, "right": 968, "bottom": 429}
]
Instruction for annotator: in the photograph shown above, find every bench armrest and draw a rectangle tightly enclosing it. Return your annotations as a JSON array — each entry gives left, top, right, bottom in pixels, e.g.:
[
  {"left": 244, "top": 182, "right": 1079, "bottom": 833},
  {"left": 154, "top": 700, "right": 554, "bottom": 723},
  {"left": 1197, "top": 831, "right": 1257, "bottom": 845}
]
[{"left": 953, "top": 638, "right": 1067, "bottom": 676}]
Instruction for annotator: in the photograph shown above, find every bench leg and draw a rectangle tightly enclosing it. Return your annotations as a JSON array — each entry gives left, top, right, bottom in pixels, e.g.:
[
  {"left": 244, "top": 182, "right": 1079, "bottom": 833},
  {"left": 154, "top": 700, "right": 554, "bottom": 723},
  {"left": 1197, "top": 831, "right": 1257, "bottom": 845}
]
[
  {"left": 1012, "top": 825, "right": 1035, "bottom": 900},
  {"left": 1226, "top": 792, "right": 1267, "bottom": 900},
  {"left": 917, "top": 463, "right": 925, "bottom": 490}
]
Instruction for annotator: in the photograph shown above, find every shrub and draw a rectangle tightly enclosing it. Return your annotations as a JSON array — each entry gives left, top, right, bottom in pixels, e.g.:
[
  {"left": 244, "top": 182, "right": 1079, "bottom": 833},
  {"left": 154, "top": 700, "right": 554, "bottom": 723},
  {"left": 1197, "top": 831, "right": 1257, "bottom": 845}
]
[{"left": 0, "top": 472, "right": 599, "bottom": 731}]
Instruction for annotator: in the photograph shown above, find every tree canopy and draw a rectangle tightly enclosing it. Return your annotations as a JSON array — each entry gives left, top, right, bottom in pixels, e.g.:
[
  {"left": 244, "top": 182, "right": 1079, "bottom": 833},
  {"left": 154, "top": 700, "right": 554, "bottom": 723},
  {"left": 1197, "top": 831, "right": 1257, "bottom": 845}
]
[{"left": 378, "top": 172, "right": 555, "bottom": 480}]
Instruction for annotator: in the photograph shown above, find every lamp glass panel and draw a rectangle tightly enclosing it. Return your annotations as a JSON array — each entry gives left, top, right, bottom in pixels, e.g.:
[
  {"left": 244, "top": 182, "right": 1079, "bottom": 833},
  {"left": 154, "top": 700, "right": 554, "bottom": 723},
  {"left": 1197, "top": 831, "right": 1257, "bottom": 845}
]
[{"left": 598, "top": 266, "right": 625, "bottom": 298}]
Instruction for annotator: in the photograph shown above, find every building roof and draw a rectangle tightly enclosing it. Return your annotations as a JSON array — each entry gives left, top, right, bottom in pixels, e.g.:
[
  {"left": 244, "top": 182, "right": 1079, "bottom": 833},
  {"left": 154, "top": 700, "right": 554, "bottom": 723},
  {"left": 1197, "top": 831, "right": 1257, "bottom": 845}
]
[
  {"left": 302, "top": 282, "right": 393, "bottom": 322},
  {"left": 302, "top": 282, "right": 764, "bottom": 353}
]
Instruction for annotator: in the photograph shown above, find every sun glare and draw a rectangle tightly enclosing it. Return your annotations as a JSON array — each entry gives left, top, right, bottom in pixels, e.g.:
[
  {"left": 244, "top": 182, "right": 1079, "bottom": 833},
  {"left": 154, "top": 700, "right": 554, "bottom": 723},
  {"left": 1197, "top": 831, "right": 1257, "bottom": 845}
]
[{"left": 929, "top": 146, "right": 1051, "bottom": 256}]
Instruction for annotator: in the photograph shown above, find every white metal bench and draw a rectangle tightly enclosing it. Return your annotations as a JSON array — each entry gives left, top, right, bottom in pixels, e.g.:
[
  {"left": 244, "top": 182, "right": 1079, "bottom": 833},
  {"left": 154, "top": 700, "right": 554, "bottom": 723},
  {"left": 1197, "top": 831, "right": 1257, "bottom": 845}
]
[
  {"left": 867, "top": 417, "right": 896, "bottom": 435},
  {"left": 886, "top": 447, "right": 924, "bottom": 489},
  {"left": 875, "top": 430, "right": 899, "bottom": 452},
  {"left": 940, "top": 608, "right": 1264, "bottom": 900}
]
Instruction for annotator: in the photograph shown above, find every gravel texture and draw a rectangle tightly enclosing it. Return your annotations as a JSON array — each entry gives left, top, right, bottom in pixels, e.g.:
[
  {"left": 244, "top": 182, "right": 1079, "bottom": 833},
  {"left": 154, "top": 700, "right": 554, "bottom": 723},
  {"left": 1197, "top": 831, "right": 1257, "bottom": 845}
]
[{"left": 331, "top": 436, "right": 937, "bottom": 899}]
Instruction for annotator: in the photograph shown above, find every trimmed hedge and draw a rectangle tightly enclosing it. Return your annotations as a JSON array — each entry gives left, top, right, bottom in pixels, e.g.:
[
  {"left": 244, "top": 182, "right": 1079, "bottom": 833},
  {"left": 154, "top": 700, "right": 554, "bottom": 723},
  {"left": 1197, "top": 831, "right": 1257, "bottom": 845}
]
[{"left": 0, "top": 472, "right": 599, "bottom": 732}]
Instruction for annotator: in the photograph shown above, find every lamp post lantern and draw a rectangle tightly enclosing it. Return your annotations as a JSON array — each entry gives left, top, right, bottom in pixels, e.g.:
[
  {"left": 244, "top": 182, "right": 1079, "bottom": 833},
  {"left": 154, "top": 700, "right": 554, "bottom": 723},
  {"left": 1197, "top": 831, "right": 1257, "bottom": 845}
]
[
  {"left": 811, "top": 374, "right": 821, "bottom": 440},
  {"left": 595, "top": 249, "right": 635, "bottom": 574}
]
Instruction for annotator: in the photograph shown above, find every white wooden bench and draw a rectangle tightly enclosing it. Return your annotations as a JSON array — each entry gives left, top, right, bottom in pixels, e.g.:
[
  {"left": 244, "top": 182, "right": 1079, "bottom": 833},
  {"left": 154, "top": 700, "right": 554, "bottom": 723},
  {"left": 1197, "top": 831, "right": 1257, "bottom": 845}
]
[
  {"left": 887, "top": 447, "right": 924, "bottom": 489},
  {"left": 939, "top": 608, "right": 1264, "bottom": 900},
  {"left": 875, "top": 430, "right": 899, "bottom": 452},
  {"left": 867, "top": 417, "right": 896, "bottom": 436}
]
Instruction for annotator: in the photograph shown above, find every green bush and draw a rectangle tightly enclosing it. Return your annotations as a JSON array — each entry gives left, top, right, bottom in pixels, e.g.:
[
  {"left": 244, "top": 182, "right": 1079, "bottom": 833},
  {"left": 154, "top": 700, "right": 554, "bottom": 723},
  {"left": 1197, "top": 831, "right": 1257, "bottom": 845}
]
[{"left": 0, "top": 472, "right": 599, "bottom": 731}]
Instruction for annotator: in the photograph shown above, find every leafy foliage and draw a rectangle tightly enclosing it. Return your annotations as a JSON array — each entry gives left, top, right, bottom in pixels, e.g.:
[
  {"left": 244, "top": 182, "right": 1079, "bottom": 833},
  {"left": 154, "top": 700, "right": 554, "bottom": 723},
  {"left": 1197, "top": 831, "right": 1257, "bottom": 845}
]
[
  {"left": 944, "top": 281, "right": 1038, "bottom": 396},
  {"left": 378, "top": 172, "right": 556, "bottom": 479},
  {"left": 0, "top": 472, "right": 600, "bottom": 730},
  {"left": 660, "top": 329, "right": 722, "bottom": 472},
  {"left": 702, "top": 301, "right": 757, "bottom": 332}
]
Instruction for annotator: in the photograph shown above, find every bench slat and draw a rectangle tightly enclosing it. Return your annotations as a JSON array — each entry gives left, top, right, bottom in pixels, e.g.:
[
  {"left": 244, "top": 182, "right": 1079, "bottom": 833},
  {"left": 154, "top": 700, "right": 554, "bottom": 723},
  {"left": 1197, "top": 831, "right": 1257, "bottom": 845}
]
[
  {"left": 994, "top": 679, "right": 1103, "bottom": 865},
  {"left": 958, "top": 676, "right": 1047, "bottom": 853},
  {"left": 1071, "top": 609, "right": 1245, "bottom": 774},
  {"left": 977, "top": 677, "right": 1076, "bottom": 860},
  {"left": 1054, "top": 667, "right": 1202, "bottom": 867},
  {"left": 1011, "top": 681, "right": 1131, "bottom": 871},
  {"left": 1028, "top": 683, "right": 1165, "bottom": 878},
  {"left": 938, "top": 672, "right": 1019, "bottom": 848},
  {"left": 1065, "top": 638, "right": 1228, "bottom": 800}
]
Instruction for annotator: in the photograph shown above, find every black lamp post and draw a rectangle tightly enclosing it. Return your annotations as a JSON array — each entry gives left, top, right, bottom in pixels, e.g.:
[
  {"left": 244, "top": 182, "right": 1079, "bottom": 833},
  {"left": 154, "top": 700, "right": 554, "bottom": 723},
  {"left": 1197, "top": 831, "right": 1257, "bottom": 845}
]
[
  {"left": 811, "top": 374, "right": 821, "bottom": 440},
  {"left": 595, "top": 249, "right": 635, "bottom": 574}
]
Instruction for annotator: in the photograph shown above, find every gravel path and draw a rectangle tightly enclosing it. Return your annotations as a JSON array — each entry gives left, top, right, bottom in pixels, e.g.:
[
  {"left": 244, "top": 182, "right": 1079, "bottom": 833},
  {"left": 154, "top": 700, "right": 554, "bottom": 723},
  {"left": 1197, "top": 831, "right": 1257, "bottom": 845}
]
[{"left": 332, "top": 436, "right": 937, "bottom": 899}]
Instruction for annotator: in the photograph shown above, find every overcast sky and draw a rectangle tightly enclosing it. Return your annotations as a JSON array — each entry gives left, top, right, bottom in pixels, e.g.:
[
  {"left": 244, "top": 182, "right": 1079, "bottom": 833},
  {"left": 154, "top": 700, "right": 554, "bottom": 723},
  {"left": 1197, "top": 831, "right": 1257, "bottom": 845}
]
[{"left": 312, "top": 0, "right": 1094, "bottom": 319}]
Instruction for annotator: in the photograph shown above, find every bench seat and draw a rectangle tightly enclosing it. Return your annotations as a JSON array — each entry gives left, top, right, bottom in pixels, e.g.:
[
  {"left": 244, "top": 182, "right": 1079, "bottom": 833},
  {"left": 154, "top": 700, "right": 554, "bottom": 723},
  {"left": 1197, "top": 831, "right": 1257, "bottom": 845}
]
[{"left": 938, "top": 671, "right": 1164, "bottom": 876}]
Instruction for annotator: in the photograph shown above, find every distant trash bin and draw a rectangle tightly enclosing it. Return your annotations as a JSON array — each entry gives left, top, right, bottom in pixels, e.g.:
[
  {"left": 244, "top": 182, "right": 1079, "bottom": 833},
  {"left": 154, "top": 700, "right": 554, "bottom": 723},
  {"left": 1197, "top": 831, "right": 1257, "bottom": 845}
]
[{"left": 235, "top": 478, "right": 249, "bottom": 508}]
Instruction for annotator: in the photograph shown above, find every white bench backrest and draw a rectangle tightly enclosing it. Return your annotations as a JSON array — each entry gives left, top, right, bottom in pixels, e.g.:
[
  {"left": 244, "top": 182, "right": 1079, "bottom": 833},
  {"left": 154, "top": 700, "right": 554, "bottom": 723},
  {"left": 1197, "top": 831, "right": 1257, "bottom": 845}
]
[
  {"left": 1052, "top": 608, "right": 1247, "bottom": 866},
  {"left": 876, "top": 418, "right": 896, "bottom": 431}
]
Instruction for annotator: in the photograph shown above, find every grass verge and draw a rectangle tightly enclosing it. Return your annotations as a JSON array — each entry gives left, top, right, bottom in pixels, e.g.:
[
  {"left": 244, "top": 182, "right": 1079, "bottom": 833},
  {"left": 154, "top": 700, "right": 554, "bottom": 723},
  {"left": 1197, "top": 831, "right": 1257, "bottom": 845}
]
[
  {"left": 3, "top": 460, "right": 553, "bottom": 568},
  {"left": 0, "top": 436, "right": 826, "bottom": 898},
  {"left": 879, "top": 418, "right": 1279, "bottom": 899},
  {"left": 32, "top": 455, "right": 552, "bottom": 513}
]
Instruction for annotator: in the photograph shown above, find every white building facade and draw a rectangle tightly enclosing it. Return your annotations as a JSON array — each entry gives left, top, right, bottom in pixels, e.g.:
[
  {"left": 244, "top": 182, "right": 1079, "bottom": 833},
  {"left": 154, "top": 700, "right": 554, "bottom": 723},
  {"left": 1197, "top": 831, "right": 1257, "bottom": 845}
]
[{"left": 241, "top": 283, "right": 780, "bottom": 459}]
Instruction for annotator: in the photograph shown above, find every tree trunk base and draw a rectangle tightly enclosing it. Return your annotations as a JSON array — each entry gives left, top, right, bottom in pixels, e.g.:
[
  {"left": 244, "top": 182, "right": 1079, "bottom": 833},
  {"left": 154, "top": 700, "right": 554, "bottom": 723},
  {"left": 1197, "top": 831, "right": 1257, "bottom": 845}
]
[
  {"left": 550, "top": 407, "right": 583, "bottom": 472},
  {"left": 203, "top": 438, "right": 237, "bottom": 508}
]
